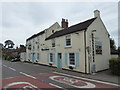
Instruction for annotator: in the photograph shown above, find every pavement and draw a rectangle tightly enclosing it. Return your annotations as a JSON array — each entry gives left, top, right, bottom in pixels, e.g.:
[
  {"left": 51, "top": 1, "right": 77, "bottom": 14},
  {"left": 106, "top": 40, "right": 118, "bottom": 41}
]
[{"left": 52, "top": 68, "right": 120, "bottom": 85}]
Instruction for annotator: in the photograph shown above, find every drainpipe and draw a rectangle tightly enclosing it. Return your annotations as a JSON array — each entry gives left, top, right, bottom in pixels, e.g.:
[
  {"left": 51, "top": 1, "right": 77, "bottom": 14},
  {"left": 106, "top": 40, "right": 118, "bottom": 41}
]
[{"left": 84, "top": 30, "right": 87, "bottom": 74}]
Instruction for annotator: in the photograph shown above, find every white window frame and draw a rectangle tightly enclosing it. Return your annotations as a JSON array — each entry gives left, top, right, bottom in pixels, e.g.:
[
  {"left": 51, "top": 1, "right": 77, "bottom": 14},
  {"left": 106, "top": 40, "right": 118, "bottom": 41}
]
[
  {"left": 68, "top": 53, "right": 76, "bottom": 67},
  {"left": 65, "top": 35, "right": 71, "bottom": 46},
  {"left": 29, "top": 53, "right": 31, "bottom": 60},
  {"left": 95, "top": 41, "right": 102, "bottom": 55},
  {"left": 52, "top": 39, "right": 55, "bottom": 47},
  {"left": 37, "top": 53, "right": 40, "bottom": 61},
  {"left": 33, "top": 45, "right": 35, "bottom": 51},
  {"left": 49, "top": 53, "right": 54, "bottom": 63}
]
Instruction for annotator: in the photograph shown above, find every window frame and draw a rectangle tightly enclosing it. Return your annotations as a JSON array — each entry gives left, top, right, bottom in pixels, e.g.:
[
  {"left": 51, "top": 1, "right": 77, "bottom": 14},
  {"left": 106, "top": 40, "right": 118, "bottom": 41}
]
[
  {"left": 65, "top": 35, "right": 71, "bottom": 47},
  {"left": 49, "top": 53, "right": 54, "bottom": 63},
  {"left": 52, "top": 39, "right": 55, "bottom": 47},
  {"left": 37, "top": 53, "right": 40, "bottom": 61},
  {"left": 95, "top": 41, "right": 102, "bottom": 55},
  {"left": 68, "top": 53, "right": 76, "bottom": 67}
]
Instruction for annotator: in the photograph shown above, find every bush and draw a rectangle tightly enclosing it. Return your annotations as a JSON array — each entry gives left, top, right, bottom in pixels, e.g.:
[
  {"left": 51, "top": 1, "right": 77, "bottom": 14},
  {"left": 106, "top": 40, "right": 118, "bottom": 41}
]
[{"left": 109, "top": 57, "right": 120, "bottom": 75}]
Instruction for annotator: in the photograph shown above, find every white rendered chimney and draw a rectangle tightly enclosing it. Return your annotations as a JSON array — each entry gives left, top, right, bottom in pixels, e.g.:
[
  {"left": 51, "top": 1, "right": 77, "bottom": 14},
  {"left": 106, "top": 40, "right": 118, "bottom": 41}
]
[{"left": 94, "top": 10, "right": 100, "bottom": 18}]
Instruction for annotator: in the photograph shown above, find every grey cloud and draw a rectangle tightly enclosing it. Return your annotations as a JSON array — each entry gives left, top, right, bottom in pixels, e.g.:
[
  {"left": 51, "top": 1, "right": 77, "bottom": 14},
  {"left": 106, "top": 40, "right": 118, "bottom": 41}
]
[{"left": 1, "top": 2, "right": 118, "bottom": 47}]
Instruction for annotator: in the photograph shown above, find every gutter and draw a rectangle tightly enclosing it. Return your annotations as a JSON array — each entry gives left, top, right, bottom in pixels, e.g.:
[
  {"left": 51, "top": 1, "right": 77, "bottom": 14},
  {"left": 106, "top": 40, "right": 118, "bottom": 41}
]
[{"left": 84, "top": 30, "right": 87, "bottom": 74}]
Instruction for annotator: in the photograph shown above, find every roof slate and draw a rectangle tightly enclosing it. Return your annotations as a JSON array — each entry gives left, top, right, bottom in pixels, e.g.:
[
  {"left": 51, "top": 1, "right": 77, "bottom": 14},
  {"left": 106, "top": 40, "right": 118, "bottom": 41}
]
[
  {"left": 45, "top": 17, "right": 96, "bottom": 40},
  {"left": 26, "top": 30, "right": 45, "bottom": 41}
]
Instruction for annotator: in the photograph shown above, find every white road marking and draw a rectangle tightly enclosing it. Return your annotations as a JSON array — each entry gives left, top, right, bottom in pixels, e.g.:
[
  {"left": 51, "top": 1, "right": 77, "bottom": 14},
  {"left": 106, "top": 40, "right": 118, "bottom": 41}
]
[
  {"left": 49, "top": 76, "right": 96, "bottom": 88},
  {"left": 3, "top": 65, "right": 7, "bottom": 67},
  {"left": 49, "top": 83, "right": 63, "bottom": 89},
  {"left": 19, "top": 72, "right": 37, "bottom": 79},
  {"left": 3, "top": 82, "right": 38, "bottom": 88},
  {"left": 4, "top": 77, "right": 15, "bottom": 79},
  {"left": 53, "top": 72, "right": 120, "bottom": 87},
  {"left": 9, "top": 67, "right": 16, "bottom": 71}
]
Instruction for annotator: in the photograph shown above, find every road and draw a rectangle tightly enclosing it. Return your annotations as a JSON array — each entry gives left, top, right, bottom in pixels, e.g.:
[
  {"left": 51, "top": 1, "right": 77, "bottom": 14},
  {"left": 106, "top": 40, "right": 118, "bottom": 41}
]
[{"left": 1, "top": 60, "right": 120, "bottom": 89}]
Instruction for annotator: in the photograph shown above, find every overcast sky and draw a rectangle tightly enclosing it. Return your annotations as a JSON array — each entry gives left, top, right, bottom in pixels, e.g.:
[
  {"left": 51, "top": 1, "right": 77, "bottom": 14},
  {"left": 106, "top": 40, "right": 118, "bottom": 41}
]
[{"left": 0, "top": 1, "right": 118, "bottom": 48}]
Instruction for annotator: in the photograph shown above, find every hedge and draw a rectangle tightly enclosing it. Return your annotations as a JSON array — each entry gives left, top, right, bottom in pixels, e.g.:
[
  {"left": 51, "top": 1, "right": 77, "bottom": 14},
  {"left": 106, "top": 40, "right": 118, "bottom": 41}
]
[{"left": 109, "top": 57, "right": 120, "bottom": 75}]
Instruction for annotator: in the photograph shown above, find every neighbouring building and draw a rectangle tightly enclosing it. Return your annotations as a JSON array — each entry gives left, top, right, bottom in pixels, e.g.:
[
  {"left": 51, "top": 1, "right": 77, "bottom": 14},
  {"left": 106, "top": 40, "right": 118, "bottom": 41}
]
[
  {"left": 19, "top": 45, "right": 26, "bottom": 61},
  {"left": 25, "top": 10, "right": 111, "bottom": 74}
]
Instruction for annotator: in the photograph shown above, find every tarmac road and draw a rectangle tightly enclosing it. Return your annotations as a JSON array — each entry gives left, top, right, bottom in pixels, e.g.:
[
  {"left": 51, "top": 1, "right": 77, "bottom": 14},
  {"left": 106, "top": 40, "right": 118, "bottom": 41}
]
[{"left": 1, "top": 60, "right": 120, "bottom": 89}]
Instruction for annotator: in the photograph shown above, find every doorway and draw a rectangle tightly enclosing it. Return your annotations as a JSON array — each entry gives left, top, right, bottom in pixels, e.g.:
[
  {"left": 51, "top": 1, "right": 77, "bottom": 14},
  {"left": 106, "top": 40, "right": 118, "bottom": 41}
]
[{"left": 57, "top": 53, "right": 62, "bottom": 69}]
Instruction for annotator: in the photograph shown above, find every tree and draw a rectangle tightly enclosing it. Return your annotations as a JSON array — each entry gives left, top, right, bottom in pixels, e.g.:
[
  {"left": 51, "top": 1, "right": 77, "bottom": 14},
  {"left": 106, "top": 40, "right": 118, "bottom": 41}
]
[
  {"left": 4, "top": 40, "right": 15, "bottom": 49},
  {"left": 118, "top": 47, "right": 120, "bottom": 56},
  {"left": 110, "top": 38, "right": 117, "bottom": 52}
]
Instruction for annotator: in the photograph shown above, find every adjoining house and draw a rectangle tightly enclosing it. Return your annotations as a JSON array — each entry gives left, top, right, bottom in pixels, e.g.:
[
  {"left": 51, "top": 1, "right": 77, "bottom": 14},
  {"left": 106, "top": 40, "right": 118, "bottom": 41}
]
[
  {"left": 19, "top": 45, "right": 26, "bottom": 62},
  {"left": 25, "top": 10, "right": 111, "bottom": 74}
]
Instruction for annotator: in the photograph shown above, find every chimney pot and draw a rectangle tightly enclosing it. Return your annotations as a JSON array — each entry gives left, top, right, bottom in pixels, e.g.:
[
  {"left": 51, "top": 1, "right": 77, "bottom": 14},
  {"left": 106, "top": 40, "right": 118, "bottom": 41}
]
[{"left": 61, "top": 18, "right": 68, "bottom": 29}]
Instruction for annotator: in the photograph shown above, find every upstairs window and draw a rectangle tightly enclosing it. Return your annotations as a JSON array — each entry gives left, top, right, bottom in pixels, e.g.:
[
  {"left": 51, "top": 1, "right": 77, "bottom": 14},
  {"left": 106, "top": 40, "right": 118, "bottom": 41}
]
[
  {"left": 37, "top": 45, "right": 39, "bottom": 51},
  {"left": 52, "top": 39, "right": 55, "bottom": 47},
  {"left": 33, "top": 45, "right": 35, "bottom": 50},
  {"left": 28, "top": 45, "right": 31, "bottom": 50},
  {"left": 66, "top": 35, "right": 71, "bottom": 46}
]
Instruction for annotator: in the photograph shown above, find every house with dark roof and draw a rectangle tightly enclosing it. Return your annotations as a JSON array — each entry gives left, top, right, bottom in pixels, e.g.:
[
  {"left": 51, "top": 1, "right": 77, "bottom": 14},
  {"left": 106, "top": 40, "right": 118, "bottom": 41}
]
[{"left": 25, "top": 10, "right": 111, "bottom": 74}]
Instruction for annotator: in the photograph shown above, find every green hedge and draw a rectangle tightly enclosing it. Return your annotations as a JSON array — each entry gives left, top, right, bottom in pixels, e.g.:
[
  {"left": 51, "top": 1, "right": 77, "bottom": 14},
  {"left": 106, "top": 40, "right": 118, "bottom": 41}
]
[{"left": 109, "top": 57, "right": 120, "bottom": 75}]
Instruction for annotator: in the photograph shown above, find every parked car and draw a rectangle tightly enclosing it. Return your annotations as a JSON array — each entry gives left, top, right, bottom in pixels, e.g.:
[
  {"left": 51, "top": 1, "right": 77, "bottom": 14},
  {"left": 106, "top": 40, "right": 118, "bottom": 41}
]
[{"left": 11, "top": 58, "right": 20, "bottom": 62}]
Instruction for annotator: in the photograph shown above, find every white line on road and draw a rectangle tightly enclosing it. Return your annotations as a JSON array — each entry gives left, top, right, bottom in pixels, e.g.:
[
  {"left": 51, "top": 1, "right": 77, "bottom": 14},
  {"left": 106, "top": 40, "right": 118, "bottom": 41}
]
[
  {"left": 4, "top": 77, "right": 15, "bottom": 79},
  {"left": 19, "top": 72, "right": 37, "bottom": 79},
  {"left": 49, "top": 83, "right": 63, "bottom": 89},
  {"left": 53, "top": 72, "right": 120, "bottom": 87},
  {"left": 9, "top": 67, "right": 16, "bottom": 71},
  {"left": 3, "top": 64, "right": 7, "bottom": 67}
]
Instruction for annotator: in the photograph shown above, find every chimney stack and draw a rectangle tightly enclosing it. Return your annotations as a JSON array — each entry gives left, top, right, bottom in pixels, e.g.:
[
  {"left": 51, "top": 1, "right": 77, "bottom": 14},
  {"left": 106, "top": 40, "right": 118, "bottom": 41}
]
[
  {"left": 61, "top": 18, "right": 68, "bottom": 29},
  {"left": 94, "top": 10, "right": 100, "bottom": 18}
]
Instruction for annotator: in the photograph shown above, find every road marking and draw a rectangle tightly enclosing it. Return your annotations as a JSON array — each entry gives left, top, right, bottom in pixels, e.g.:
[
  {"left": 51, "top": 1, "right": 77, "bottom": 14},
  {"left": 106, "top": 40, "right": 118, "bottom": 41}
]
[
  {"left": 53, "top": 72, "right": 120, "bottom": 87},
  {"left": 4, "top": 77, "right": 15, "bottom": 79},
  {"left": 3, "top": 82, "right": 38, "bottom": 88},
  {"left": 9, "top": 67, "right": 16, "bottom": 71},
  {"left": 19, "top": 72, "right": 37, "bottom": 79},
  {"left": 3, "top": 65, "right": 7, "bottom": 67},
  {"left": 49, "top": 83, "right": 63, "bottom": 89},
  {"left": 49, "top": 76, "right": 96, "bottom": 88}
]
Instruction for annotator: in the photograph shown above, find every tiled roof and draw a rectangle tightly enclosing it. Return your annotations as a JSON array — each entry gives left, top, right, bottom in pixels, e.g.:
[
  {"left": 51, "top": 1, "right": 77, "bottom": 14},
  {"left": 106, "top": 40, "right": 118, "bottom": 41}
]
[
  {"left": 26, "top": 30, "right": 45, "bottom": 41},
  {"left": 45, "top": 17, "right": 96, "bottom": 40},
  {"left": 26, "top": 22, "right": 60, "bottom": 41}
]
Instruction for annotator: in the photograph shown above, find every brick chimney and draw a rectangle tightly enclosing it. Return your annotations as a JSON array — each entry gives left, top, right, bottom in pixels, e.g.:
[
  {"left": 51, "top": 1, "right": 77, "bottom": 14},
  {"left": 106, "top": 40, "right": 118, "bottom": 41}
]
[
  {"left": 94, "top": 10, "right": 100, "bottom": 18},
  {"left": 61, "top": 18, "right": 68, "bottom": 29}
]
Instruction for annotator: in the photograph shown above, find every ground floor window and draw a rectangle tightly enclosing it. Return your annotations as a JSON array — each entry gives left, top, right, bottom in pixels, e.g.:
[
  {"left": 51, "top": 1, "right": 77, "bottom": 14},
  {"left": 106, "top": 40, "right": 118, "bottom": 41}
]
[
  {"left": 37, "top": 53, "right": 40, "bottom": 61},
  {"left": 29, "top": 53, "right": 31, "bottom": 59},
  {"left": 69, "top": 53, "right": 75, "bottom": 66},
  {"left": 49, "top": 53, "right": 54, "bottom": 63}
]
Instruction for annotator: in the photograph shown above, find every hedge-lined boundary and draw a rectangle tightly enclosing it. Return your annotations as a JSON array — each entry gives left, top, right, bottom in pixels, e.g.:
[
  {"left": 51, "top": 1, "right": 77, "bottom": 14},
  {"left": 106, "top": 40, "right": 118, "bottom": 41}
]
[{"left": 109, "top": 57, "right": 120, "bottom": 75}]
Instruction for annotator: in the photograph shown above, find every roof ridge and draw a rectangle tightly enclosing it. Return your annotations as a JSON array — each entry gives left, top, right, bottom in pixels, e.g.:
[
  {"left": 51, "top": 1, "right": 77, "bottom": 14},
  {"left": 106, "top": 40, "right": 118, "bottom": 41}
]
[{"left": 45, "top": 17, "right": 96, "bottom": 40}]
